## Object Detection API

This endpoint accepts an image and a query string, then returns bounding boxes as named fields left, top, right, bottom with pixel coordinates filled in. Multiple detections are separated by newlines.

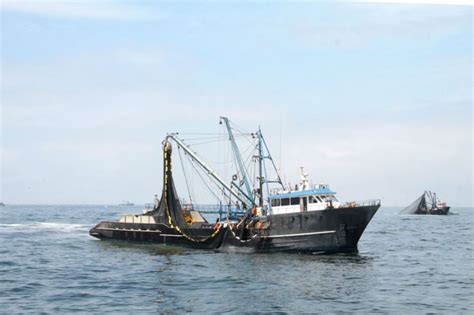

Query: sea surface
left=0, top=205, right=473, bottom=314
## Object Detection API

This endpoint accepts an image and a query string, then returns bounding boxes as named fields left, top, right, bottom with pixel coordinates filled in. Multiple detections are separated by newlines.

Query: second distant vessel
left=119, top=201, right=134, bottom=206
left=401, top=191, right=450, bottom=215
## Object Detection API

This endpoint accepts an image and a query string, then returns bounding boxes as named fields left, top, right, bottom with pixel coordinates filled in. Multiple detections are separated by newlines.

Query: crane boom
left=219, top=117, right=254, bottom=201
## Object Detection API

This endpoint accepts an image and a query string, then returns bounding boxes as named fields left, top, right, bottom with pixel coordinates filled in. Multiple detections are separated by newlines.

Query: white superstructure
left=268, top=168, right=341, bottom=215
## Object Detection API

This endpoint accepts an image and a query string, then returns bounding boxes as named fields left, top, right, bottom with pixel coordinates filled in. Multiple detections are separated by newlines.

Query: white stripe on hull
left=96, top=227, right=162, bottom=233
left=160, top=234, right=184, bottom=237
left=263, top=230, right=336, bottom=239
left=97, top=228, right=184, bottom=237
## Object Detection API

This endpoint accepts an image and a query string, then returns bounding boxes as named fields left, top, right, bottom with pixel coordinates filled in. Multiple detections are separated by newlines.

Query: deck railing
left=183, top=199, right=381, bottom=213
left=340, top=199, right=381, bottom=208
left=182, top=203, right=247, bottom=215
left=118, top=215, right=157, bottom=224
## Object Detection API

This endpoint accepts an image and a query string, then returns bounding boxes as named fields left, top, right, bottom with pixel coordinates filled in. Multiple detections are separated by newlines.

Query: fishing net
left=400, top=193, right=425, bottom=214
left=148, top=141, right=222, bottom=242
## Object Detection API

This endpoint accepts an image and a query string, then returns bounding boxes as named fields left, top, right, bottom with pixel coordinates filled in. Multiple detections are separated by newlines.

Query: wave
left=0, top=222, right=88, bottom=232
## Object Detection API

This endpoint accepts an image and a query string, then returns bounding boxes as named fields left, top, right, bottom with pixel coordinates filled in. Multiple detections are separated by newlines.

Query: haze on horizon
left=1, top=1, right=472, bottom=207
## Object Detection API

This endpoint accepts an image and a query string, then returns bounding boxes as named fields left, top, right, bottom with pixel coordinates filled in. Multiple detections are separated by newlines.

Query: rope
left=226, top=222, right=259, bottom=243
left=177, top=146, right=193, bottom=205
left=186, top=151, right=222, bottom=202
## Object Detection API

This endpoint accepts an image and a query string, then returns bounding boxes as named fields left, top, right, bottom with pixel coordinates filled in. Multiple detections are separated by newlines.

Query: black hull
left=90, top=204, right=379, bottom=254
left=221, top=205, right=378, bottom=253
left=413, top=206, right=450, bottom=215
left=89, top=221, right=225, bottom=250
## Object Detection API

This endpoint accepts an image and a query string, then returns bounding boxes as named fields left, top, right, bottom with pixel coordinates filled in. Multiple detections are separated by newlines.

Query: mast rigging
left=166, top=133, right=254, bottom=209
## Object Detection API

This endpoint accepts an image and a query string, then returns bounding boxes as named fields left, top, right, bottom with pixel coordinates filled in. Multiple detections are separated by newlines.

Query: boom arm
left=220, top=117, right=254, bottom=202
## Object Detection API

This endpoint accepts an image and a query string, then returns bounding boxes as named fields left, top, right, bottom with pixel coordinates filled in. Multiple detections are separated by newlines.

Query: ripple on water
left=0, top=206, right=473, bottom=314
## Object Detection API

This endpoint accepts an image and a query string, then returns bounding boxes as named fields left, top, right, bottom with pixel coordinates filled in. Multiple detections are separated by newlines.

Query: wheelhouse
left=268, top=185, right=340, bottom=215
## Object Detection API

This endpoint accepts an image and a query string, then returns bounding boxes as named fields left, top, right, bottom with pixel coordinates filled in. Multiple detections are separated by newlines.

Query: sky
left=1, top=0, right=472, bottom=206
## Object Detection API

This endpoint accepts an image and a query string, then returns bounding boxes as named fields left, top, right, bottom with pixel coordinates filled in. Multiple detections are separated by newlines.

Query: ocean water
left=0, top=205, right=472, bottom=314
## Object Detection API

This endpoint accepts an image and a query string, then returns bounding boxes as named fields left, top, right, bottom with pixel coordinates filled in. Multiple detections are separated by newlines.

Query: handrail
left=340, top=199, right=381, bottom=208
left=182, top=203, right=246, bottom=214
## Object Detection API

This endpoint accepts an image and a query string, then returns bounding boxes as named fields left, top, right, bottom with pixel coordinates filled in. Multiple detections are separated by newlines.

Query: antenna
left=300, top=167, right=309, bottom=190
left=279, top=117, right=282, bottom=174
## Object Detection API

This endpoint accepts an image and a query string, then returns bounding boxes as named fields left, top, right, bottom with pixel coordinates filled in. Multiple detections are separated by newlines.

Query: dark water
left=0, top=205, right=472, bottom=314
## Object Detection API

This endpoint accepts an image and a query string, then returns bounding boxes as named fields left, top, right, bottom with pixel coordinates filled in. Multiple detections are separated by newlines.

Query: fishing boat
left=90, top=117, right=380, bottom=253
left=401, top=191, right=450, bottom=215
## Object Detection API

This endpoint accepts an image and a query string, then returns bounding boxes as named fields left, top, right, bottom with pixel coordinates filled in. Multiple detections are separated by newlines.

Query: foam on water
left=0, top=222, right=88, bottom=232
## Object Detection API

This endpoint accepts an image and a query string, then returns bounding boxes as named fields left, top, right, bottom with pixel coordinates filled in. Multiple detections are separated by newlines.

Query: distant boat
left=119, top=201, right=134, bottom=206
left=401, top=191, right=450, bottom=215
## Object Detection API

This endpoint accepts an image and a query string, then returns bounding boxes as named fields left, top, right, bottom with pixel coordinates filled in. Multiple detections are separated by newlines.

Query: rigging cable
left=185, top=149, right=222, bottom=203
left=177, top=146, right=194, bottom=205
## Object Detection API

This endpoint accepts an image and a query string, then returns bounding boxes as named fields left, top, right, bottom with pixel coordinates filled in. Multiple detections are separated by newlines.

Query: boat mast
left=257, top=127, right=264, bottom=207
left=260, top=132, right=284, bottom=189
left=220, top=117, right=254, bottom=203
left=166, top=133, right=254, bottom=209
left=255, top=128, right=285, bottom=212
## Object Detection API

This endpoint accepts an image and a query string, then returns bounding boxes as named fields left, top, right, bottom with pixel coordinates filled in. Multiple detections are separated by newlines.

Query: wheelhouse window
left=309, top=196, right=318, bottom=203
left=316, top=196, right=323, bottom=202
left=290, top=197, right=300, bottom=205
left=271, top=199, right=281, bottom=207
left=281, top=198, right=290, bottom=206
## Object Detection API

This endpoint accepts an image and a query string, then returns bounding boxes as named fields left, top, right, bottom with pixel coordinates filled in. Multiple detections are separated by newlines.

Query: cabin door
left=301, top=197, right=307, bottom=212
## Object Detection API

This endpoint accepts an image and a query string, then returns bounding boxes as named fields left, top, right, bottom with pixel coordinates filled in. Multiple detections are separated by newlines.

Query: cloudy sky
left=1, top=1, right=472, bottom=206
